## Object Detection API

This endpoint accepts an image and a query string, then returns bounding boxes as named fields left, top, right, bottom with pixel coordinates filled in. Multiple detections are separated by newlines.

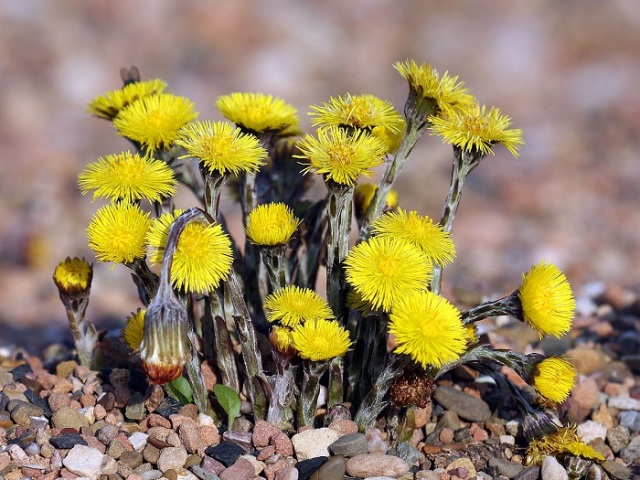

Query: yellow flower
left=353, top=183, right=398, bottom=219
left=264, top=285, right=334, bottom=327
left=78, top=151, right=177, bottom=203
left=371, top=209, right=456, bottom=267
left=394, top=60, right=475, bottom=117
left=176, top=121, right=268, bottom=175
left=430, top=104, right=524, bottom=157
left=245, top=203, right=301, bottom=246
left=531, top=357, right=576, bottom=403
left=123, top=308, right=145, bottom=351
left=87, top=203, right=150, bottom=265
left=88, top=78, right=167, bottom=120
left=518, top=261, right=575, bottom=338
left=146, top=211, right=233, bottom=293
left=345, top=237, right=432, bottom=312
left=291, top=319, right=351, bottom=361
left=269, top=326, right=297, bottom=356
left=296, top=127, right=388, bottom=186
left=216, top=92, right=299, bottom=133
left=53, top=257, right=93, bottom=294
left=526, top=426, right=605, bottom=466
left=113, top=93, right=198, bottom=152
left=389, top=290, right=467, bottom=369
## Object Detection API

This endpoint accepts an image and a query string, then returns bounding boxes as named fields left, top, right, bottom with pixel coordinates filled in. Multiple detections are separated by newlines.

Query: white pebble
left=576, top=420, right=607, bottom=443
left=499, top=435, right=516, bottom=446
left=541, top=455, right=568, bottom=480
left=129, top=431, right=149, bottom=451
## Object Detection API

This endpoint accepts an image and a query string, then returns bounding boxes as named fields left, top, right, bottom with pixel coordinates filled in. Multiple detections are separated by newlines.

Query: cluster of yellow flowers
left=53, top=60, right=582, bottom=446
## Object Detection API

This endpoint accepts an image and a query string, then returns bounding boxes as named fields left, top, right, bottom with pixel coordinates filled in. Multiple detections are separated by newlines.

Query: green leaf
left=213, top=384, right=241, bottom=429
left=166, top=376, right=194, bottom=405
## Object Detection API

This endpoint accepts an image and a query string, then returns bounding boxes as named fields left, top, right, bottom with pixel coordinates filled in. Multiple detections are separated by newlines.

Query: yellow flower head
left=353, top=183, right=398, bottom=219
left=216, top=92, right=299, bottom=133
left=526, top=425, right=605, bottom=466
left=269, top=326, right=297, bottom=356
left=310, top=94, right=404, bottom=134
left=53, top=257, right=93, bottom=294
left=113, top=93, right=198, bottom=152
left=394, top=60, right=475, bottom=117
left=264, top=285, right=334, bottom=327
left=531, top=357, right=576, bottom=403
left=291, top=319, right=351, bottom=361
left=518, top=261, right=575, bottom=338
left=146, top=211, right=233, bottom=293
left=371, top=209, right=456, bottom=267
left=87, top=203, right=150, bottom=265
left=78, top=151, right=177, bottom=203
left=176, top=121, right=267, bottom=175
left=88, top=79, right=167, bottom=120
left=389, top=290, right=467, bottom=369
left=123, top=308, right=145, bottom=351
left=245, top=202, right=301, bottom=246
left=345, top=236, right=433, bottom=312
left=296, top=127, right=388, bottom=186
left=430, top=104, right=524, bottom=157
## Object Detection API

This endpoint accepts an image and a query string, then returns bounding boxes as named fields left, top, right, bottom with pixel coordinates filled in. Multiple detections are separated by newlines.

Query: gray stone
left=606, top=425, right=630, bottom=453
left=619, top=436, right=640, bottom=464
left=618, top=411, right=640, bottom=432
left=433, top=386, right=491, bottom=422
left=9, top=401, right=45, bottom=426
left=313, top=455, right=346, bottom=480
left=62, top=445, right=107, bottom=480
left=329, top=432, right=368, bottom=457
left=125, top=392, right=147, bottom=420
left=488, top=458, right=524, bottom=478
left=608, top=397, right=640, bottom=410
left=96, top=424, right=119, bottom=445
left=600, top=460, right=631, bottom=480
left=514, top=466, right=540, bottom=480
left=541, top=456, right=568, bottom=480
left=346, top=454, right=409, bottom=478
left=52, top=406, right=89, bottom=430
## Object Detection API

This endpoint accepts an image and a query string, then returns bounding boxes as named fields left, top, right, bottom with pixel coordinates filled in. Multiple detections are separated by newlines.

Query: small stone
left=296, top=456, right=328, bottom=480
left=201, top=455, right=226, bottom=475
left=567, top=377, right=600, bottom=423
left=329, top=432, right=368, bottom=457
left=204, top=441, right=246, bottom=467
left=346, top=454, right=409, bottom=478
left=608, top=396, right=640, bottom=410
left=52, top=406, right=89, bottom=430
left=223, top=429, right=253, bottom=451
left=291, top=427, right=341, bottom=460
left=275, top=465, right=298, bottom=480
left=157, top=445, right=188, bottom=472
left=219, top=457, right=256, bottom=480
left=238, top=453, right=265, bottom=475
left=600, top=459, right=632, bottom=480
left=619, top=436, right=640, bottom=464
left=565, top=347, right=607, bottom=376
left=311, top=455, right=345, bottom=480
left=618, top=411, right=640, bottom=432
left=130, top=431, right=149, bottom=451
left=264, top=459, right=289, bottom=480
left=0, top=410, right=12, bottom=428
left=514, top=466, right=540, bottom=480
left=253, top=420, right=282, bottom=447
left=126, top=392, right=147, bottom=421
left=179, top=420, right=206, bottom=455
left=62, top=444, right=107, bottom=480
left=97, top=424, right=120, bottom=445
left=200, top=425, right=220, bottom=448
left=606, top=425, right=630, bottom=453
left=577, top=421, right=607, bottom=444
left=366, top=427, right=389, bottom=454
left=9, top=401, right=44, bottom=426
left=7, top=444, right=28, bottom=463
left=327, top=419, right=359, bottom=435
left=446, top=457, right=477, bottom=478
left=433, top=387, right=491, bottom=422
left=50, top=432, right=88, bottom=449
left=488, top=458, right=523, bottom=478
left=541, top=455, right=568, bottom=480
left=119, top=450, right=144, bottom=470
left=439, top=427, right=455, bottom=443
left=591, top=403, right=616, bottom=429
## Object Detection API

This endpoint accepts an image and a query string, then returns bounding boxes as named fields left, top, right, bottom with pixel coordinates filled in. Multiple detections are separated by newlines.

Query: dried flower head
left=88, top=78, right=167, bottom=120
left=176, top=120, right=268, bottom=175
left=518, top=261, right=575, bottom=338
left=216, top=92, right=299, bottom=133
left=345, top=236, right=433, bottom=312
left=113, top=93, right=198, bottom=152
left=430, top=104, right=524, bottom=157
left=53, top=257, right=93, bottom=295
left=531, top=357, right=576, bottom=403
left=353, top=183, right=398, bottom=219
left=291, top=319, right=351, bottom=361
left=264, top=285, right=334, bottom=328
left=87, top=203, right=150, bottom=265
left=245, top=203, right=301, bottom=246
left=371, top=209, right=456, bottom=267
left=78, top=151, right=177, bottom=203
left=390, top=371, right=435, bottom=408
left=297, top=127, right=388, bottom=186
left=123, top=308, right=145, bottom=351
left=389, top=290, right=467, bottom=369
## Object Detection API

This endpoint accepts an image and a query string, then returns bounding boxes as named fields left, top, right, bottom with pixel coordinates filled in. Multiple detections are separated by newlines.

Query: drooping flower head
left=88, top=78, right=167, bottom=120
left=353, top=182, right=398, bottom=219
left=78, top=151, right=177, bottom=203
left=146, top=210, right=233, bottom=293
left=345, top=236, right=433, bottom=312
left=53, top=257, right=93, bottom=295
left=389, top=290, right=467, bottom=369
left=394, top=60, right=475, bottom=121
left=113, top=93, right=198, bottom=152
left=371, top=209, right=456, bottom=267
left=123, top=308, right=145, bottom=351
left=291, top=319, right=351, bottom=361
left=87, top=203, right=150, bottom=265
left=531, top=356, right=576, bottom=403
left=245, top=202, right=301, bottom=246
left=176, top=121, right=268, bottom=175
left=518, top=261, right=575, bottom=338
left=296, top=127, right=388, bottom=186
left=430, top=104, right=524, bottom=157
left=216, top=92, right=299, bottom=133
left=264, top=285, right=334, bottom=328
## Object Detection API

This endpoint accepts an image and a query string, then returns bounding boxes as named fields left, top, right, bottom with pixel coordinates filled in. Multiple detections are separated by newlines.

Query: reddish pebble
left=328, top=419, right=359, bottom=435
left=440, top=428, right=455, bottom=443
left=252, top=420, right=281, bottom=447
left=270, top=431, right=294, bottom=457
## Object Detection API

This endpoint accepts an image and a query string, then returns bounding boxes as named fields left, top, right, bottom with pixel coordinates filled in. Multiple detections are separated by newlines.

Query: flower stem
left=297, top=360, right=330, bottom=427
left=204, top=292, right=240, bottom=394
left=266, top=351, right=297, bottom=431
left=261, top=244, right=288, bottom=294
left=461, top=291, right=521, bottom=325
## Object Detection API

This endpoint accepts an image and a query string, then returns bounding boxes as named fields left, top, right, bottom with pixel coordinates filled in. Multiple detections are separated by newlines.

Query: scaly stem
left=204, top=293, right=240, bottom=394
left=266, top=351, right=297, bottom=431
left=460, top=291, right=521, bottom=325
left=297, top=360, right=330, bottom=427
left=261, top=245, right=288, bottom=294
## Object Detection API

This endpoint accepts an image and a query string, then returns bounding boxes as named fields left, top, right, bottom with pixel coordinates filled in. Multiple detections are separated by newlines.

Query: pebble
left=156, top=445, right=188, bottom=472
left=600, top=459, right=632, bottom=480
left=488, top=458, right=524, bottom=478
left=253, top=419, right=282, bottom=447
left=606, top=425, right=630, bottom=453
left=9, top=401, right=44, bottom=426
left=51, top=406, right=89, bottom=430
left=617, top=411, right=640, bottom=432
left=446, top=457, right=477, bottom=477
left=541, top=455, right=568, bottom=480
left=97, top=424, right=120, bottom=445
left=310, top=455, right=345, bottom=480
left=291, top=427, right=341, bottom=460
left=567, top=377, right=600, bottom=423
left=433, top=386, right=491, bottom=422
left=619, top=435, right=640, bottom=463
left=275, top=465, right=299, bottom=480
left=130, top=431, right=150, bottom=451
left=329, top=432, right=368, bottom=457
left=50, top=432, right=88, bottom=448
left=296, top=456, right=329, bottom=480
left=514, top=466, right=540, bottom=480
left=62, top=444, right=109, bottom=480
left=577, top=420, right=607, bottom=443
left=608, top=396, right=640, bottom=410
left=204, top=440, right=246, bottom=466
left=346, top=454, right=409, bottom=478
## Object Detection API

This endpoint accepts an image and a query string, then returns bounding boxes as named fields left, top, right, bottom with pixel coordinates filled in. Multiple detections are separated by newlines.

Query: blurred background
left=1, top=0, right=639, bottom=351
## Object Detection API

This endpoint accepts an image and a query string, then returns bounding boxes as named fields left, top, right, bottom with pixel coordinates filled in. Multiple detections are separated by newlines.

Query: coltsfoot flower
left=531, top=357, right=576, bottom=403
left=297, top=127, right=388, bottom=186
left=291, top=319, right=351, bottom=361
left=216, top=92, right=299, bottom=133
left=123, top=308, right=145, bottom=351
left=269, top=325, right=297, bottom=356
left=245, top=203, right=301, bottom=246
left=526, top=425, right=605, bottom=466
left=176, top=120, right=268, bottom=175
left=264, top=285, right=334, bottom=327
left=353, top=183, right=398, bottom=219
left=88, top=78, right=167, bottom=120
left=518, top=261, right=575, bottom=338
left=78, top=151, right=177, bottom=203
left=371, top=209, right=455, bottom=267
left=53, top=257, right=93, bottom=297
left=87, top=203, right=150, bottom=265
left=389, top=290, right=467, bottom=369
left=345, top=236, right=432, bottom=312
